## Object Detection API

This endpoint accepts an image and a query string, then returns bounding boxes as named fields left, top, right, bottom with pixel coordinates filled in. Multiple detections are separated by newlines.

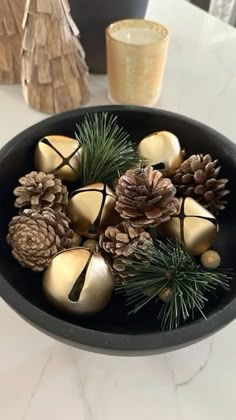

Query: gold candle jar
left=106, top=19, right=169, bottom=106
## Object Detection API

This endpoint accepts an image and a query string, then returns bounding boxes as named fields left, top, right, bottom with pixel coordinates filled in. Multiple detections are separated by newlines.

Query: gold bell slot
left=88, top=184, right=107, bottom=235
left=41, top=138, right=80, bottom=175
left=153, top=162, right=165, bottom=171
left=68, top=253, right=93, bottom=302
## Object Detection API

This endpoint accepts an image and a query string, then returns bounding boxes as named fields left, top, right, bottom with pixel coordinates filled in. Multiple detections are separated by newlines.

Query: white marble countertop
left=0, top=0, right=236, bottom=419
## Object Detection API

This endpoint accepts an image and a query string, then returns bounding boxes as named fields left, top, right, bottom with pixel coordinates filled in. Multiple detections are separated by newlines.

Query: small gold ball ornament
left=83, top=239, right=98, bottom=251
left=137, top=131, right=183, bottom=174
left=201, top=250, right=221, bottom=269
left=43, top=248, right=114, bottom=316
left=67, top=183, right=120, bottom=238
left=159, top=287, right=172, bottom=302
left=35, top=135, right=81, bottom=182
left=157, top=197, right=218, bottom=256
left=70, top=232, right=82, bottom=247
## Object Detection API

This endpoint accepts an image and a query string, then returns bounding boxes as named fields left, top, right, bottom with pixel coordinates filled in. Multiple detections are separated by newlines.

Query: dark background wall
left=190, top=0, right=210, bottom=11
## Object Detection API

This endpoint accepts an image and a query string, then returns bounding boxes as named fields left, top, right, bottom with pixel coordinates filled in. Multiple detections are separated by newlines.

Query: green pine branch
left=116, top=240, right=231, bottom=330
left=75, top=113, right=138, bottom=186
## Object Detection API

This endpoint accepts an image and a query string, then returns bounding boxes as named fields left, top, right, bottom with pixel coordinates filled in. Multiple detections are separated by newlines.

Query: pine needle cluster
left=116, top=240, right=231, bottom=330
left=75, top=113, right=138, bottom=186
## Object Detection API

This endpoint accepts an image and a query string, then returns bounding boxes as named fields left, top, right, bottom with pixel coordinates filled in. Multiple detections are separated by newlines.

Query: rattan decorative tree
left=0, top=0, right=25, bottom=84
left=21, top=0, right=90, bottom=113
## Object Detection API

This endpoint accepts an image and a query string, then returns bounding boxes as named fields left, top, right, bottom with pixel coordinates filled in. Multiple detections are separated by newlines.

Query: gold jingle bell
left=137, top=131, right=183, bottom=174
left=43, top=248, right=114, bottom=316
left=157, top=197, right=218, bottom=256
left=35, top=135, right=81, bottom=182
left=67, top=183, right=120, bottom=238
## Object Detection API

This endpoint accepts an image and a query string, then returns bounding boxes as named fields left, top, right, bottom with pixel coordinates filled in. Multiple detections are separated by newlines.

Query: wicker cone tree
left=21, top=0, right=90, bottom=113
left=0, top=0, right=25, bottom=84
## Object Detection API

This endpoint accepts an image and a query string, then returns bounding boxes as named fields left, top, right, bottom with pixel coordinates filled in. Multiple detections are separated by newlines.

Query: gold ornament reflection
left=157, top=197, right=218, bottom=256
left=35, top=135, right=81, bottom=182
left=67, top=183, right=120, bottom=238
left=43, top=248, right=114, bottom=316
left=138, top=131, right=183, bottom=174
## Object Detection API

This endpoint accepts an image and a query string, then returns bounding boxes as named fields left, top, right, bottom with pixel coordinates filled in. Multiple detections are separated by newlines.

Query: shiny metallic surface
left=200, top=250, right=221, bottom=269
left=67, top=183, right=119, bottom=238
left=137, top=131, right=183, bottom=173
left=157, top=197, right=218, bottom=256
left=35, top=135, right=81, bottom=182
left=43, top=248, right=114, bottom=316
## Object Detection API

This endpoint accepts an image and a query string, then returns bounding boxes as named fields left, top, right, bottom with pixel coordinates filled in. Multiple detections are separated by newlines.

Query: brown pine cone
left=14, top=171, right=68, bottom=212
left=7, top=208, right=73, bottom=271
left=99, top=222, right=153, bottom=282
left=112, top=258, right=134, bottom=282
left=112, top=251, right=151, bottom=283
left=172, top=154, right=229, bottom=214
left=100, top=222, right=153, bottom=257
left=115, top=166, right=179, bottom=228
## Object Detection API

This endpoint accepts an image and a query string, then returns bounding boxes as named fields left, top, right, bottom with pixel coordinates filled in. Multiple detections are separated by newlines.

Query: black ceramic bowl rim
left=0, top=105, right=236, bottom=355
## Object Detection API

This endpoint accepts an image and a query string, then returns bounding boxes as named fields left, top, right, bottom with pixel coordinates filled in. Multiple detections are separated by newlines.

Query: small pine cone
left=99, top=222, right=153, bottom=282
left=112, top=257, right=133, bottom=282
left=112, top=252, right=151, bottom=283
left=7, top=208, right=73, bottom=271
left=115, top=166, right=179, bottom=228
left=172, top=154, right=229, bottom=214
left=99, top=222, right=153, bottom=257
left=14, top=171, right=68, bottom=212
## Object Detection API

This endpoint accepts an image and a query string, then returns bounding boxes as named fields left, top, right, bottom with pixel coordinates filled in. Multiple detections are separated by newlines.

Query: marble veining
left=172, top=340, right=213, bottom=388
left=0, top=299, right=236, bottom=419
left=21, top=349, right=54, bottom=420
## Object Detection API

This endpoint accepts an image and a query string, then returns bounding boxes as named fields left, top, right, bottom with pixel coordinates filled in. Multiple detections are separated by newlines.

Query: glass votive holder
left=106, top=19, right=169, bottom=107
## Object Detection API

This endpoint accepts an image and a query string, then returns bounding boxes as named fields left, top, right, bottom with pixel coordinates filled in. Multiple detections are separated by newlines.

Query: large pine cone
left=115, top=166, right=179, bottom=228
left=14, top=171, right=68, bottom=212
left=7, top=208, right=73, bottom=271
left=99, top=222, right=153, bottom=282
left=172, top=154, right=229, bottom=214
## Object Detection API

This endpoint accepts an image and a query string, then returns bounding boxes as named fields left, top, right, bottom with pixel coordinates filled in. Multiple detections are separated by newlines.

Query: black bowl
left=0, top=106, right=235, bottom=355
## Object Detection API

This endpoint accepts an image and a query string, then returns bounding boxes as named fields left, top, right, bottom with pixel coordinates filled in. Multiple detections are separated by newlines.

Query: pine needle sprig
left=115, top=240, right=231, bottom=330
left=75, top=113, right=138, bottom=186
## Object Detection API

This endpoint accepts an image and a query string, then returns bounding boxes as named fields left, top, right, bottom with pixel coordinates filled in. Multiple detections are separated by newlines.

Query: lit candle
left=106, top=19, right=169, bottom=106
